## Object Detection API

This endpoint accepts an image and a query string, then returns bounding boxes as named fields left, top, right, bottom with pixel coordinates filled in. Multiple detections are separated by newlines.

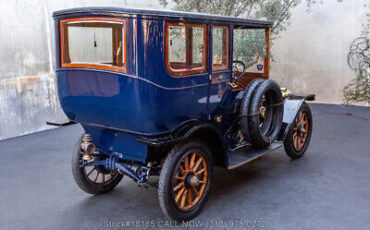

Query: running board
left=227, top=142, right=283, bottom=169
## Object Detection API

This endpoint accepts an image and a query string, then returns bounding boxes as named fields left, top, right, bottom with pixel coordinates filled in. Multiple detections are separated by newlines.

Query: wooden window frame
left=165, top=22, right=208, bottom=76
left=60, top=17, right=127, bottom=72
left=212, top=25, right=229, bottom=71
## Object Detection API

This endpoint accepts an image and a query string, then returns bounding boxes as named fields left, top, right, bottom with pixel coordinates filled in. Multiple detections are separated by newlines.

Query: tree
left=344, top=13, right=370, bottom=104
left=159, top=0, right=323, bottom=69
left=159, top=0, right=321, bottom=39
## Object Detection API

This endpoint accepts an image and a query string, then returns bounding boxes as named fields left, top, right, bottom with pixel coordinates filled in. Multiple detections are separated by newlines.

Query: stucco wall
left=270, top=0, right=369, bottom=105
left=0, top=0, right=367, bottom=140
left=0, top=0, right=164, bottom=140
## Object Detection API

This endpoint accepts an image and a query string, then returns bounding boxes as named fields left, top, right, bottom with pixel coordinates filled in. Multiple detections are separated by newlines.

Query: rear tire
left=284, top=102, right=313, bottom=159
left=158, top=139, right=214, bottom=221
left=71, top=135, right=123, bottom=195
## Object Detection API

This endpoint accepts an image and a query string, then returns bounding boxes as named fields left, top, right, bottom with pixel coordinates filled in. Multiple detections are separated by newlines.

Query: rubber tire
left=284, top=102, right=313, bottom=159
left=239, top=78, right=264, bottom=143
left=248, top=79, right=284, bottom=148
left=71, top=135, right=123, bottom=195
left=158, top=139, right=214, bottom=221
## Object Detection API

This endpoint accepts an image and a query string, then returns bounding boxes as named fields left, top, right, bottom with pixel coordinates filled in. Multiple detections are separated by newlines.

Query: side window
left=166, top=22, right=207, bottom=75
left=212, top=26, right=229, bottom=71
left=233, top=28, right=267, bottom=73
left=60, top=17, right=126, bottom=72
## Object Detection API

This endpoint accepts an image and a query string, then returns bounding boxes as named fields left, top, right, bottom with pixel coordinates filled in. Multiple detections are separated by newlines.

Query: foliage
left=344, top=13, right=370, bottom=104
left=159, top=0, right=320, bottom=69
left=159, top=0, right=323, bottom=38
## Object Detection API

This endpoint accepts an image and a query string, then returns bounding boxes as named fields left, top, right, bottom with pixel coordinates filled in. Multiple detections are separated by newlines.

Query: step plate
left=227, top=142, right=283, bottom=169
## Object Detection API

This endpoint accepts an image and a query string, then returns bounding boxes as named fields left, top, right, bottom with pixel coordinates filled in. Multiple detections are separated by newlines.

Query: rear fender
left=184, top=124, right=228, bottom=168
left=139, top=123, right=228, bottom=168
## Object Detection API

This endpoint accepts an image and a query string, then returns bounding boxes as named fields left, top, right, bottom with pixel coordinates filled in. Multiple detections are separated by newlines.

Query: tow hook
left=80, top=134, right=95, bottom=161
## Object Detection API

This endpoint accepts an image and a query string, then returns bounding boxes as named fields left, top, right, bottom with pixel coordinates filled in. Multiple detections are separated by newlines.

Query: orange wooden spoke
left=192, top=187, right=199, bottom=196
left=173, top=182, right=184, bottom=192
left=94, top=171, right=99, bottom=182
left=198, top=184, right=206, bottom=199
left=87, top=167, right=95, bottom=176
left=179, top=165, right=185, bottom=174
left=190, top=152, right=196, bottom=169
left=175, top=176, right=184, bottom=180
left=187, top=189, right=193, bottom=205
left=293, top=132, right=297, bottom=138
left=295, top=136, right=299, bottom=148
left=180, top=189, right=187, bottom=209
left=184, top=156, right=189, bottom=171
left=175, top=187, right=185, bottom=202
left=195, top=168, right=206, bottom=175
left=302, top=113, right=307, bottom=121
left=193, top=158, right=203, bottom=172
left=199, top=180, right=205, bottom=184
left=299, top=138, right=304, bottom=150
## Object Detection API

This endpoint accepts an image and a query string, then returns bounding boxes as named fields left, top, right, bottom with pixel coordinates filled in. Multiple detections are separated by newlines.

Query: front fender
left=278, top=93, right=314, bottom=141
left=279, top=99, right=304, bottom=141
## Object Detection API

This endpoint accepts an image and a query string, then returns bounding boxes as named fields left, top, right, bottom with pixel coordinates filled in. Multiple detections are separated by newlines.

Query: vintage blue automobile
left=53, top=7, right=314, bottom=221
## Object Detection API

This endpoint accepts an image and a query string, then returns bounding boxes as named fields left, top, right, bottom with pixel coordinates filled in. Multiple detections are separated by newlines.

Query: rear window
left=166, top=22, right=207, bottom=75
left=60, top=17, right=126, bottom=72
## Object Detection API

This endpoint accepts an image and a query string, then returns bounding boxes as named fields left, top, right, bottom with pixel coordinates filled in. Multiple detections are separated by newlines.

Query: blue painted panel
left=83, top=125, right=147, bottom=162
left=57, top=69, right=208, bottom=135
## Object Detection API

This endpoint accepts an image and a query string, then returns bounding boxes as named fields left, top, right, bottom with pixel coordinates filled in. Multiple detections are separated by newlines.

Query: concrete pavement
left=0, top=103, right=369, bottom=230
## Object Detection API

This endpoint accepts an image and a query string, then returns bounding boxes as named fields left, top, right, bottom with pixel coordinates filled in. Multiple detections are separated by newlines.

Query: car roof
left=53, top=7, right=273, bottom=28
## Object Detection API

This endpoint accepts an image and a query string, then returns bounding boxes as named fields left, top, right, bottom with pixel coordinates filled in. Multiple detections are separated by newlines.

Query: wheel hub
left=187, top=174, right=200, bottom=188
left=297, top=125, right=306, bottom=136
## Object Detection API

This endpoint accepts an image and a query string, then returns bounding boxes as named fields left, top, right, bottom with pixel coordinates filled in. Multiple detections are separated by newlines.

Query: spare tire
left=240, top=79, right=284, bottom=148
left=239, top=79, right=264, bottom=143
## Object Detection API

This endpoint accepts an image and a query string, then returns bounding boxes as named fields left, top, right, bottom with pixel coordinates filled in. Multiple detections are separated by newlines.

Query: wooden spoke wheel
left=172, top=152, right=208, bottom=211
left=284, top=102, right=313, bottom=159
left=71, top=134, right=123, bottom=195
left=84, top=165, right=115, bottom=185
left=292, top=111, right=309, bottom=151
left=158, top=140, right=213, bottom=221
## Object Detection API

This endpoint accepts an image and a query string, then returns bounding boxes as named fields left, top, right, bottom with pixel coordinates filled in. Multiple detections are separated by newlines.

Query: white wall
left=0, top=0, right=367, bottom=140
left=0, top=0, right=165, bottom=140
left=270, top=0, right=369, bottom=105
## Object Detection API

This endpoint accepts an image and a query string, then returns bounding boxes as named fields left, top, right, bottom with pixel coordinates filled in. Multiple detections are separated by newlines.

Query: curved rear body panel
left=57, top=69, right=208, bottom=135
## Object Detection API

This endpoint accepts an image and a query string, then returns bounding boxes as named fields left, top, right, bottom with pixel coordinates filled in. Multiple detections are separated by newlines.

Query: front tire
left=284, top=102, right=313, bottom=159
left=71, top=135, right=123, bottom=195
left=158, top=140, right=214, bottom=221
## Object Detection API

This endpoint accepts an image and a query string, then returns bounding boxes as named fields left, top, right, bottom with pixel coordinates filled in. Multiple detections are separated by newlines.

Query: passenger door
left=207, top=25, right=233, bottom=113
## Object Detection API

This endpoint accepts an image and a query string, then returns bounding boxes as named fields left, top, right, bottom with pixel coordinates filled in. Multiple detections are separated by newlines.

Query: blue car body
left=53, top=7, right=305, bottom=166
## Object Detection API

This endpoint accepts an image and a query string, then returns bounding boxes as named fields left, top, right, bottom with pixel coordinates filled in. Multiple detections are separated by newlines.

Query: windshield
left=233, top=28, right=267, bottom=73
left=60, top=18, right=126, bottom=72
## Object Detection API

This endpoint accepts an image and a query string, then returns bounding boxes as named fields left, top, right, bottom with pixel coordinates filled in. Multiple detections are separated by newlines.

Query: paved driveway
left=0, top=103, right=369, bottom=230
